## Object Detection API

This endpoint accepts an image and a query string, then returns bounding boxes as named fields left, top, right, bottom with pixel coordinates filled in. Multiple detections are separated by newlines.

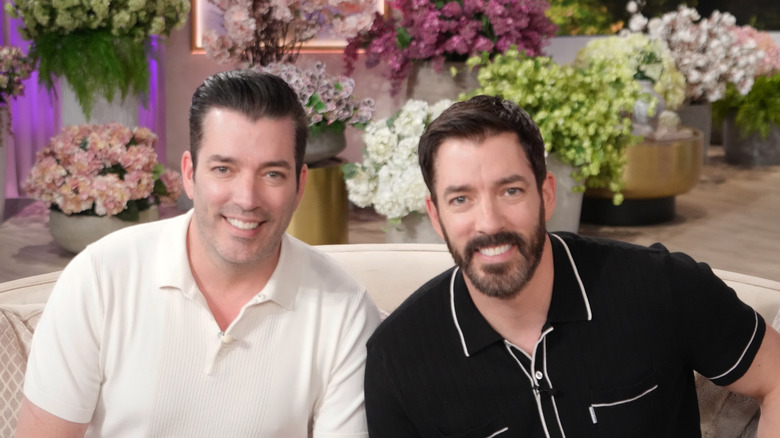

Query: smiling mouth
left=226, top=217, right=260, bottom=230
left=478, top=244, right=512, bottom=257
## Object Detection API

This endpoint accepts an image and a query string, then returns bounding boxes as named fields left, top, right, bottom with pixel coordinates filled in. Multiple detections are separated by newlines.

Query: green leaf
left=31, top=29, right=151, bottom=119
left=396, top=27, right=412, bottom=49
left=341, top=162, right=358, bottom=179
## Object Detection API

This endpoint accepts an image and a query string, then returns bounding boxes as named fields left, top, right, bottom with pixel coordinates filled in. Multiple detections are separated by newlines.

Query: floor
left=1, top=146, right=779, bottom=284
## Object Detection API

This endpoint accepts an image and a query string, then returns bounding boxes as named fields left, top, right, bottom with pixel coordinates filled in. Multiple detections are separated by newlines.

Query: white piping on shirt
left=486, top=427, right=509, bottom=437
left=707, top=310, right=760, bottom=381
left=450, top=267, right=471, bottom=357
left=550, top=233, right=592, bottom=321
left=588, top=384, right=659, bottom=424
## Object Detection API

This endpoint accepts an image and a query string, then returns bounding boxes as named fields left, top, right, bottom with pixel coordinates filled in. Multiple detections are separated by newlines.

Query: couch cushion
left=0, top=308, right=40, bottom=437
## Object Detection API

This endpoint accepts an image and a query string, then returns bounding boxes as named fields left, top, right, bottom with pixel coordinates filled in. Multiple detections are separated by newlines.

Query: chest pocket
left=437, top=414, right=509, bottom=438
left=588, top=372, right=661, bottom=437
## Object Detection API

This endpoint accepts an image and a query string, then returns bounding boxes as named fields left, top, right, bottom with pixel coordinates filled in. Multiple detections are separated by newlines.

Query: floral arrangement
left=343, top=0, right=557, bottom=94
left=342, top=99, right=452, bottom=220
left=466, top=47, right=644, bottom=204
left=4, top=0, right=189, bottom=117
left=624, top=2, right=763, bottom=104
left=712, top=28, right=780, bottom=141
left=713, top=75, right=780, bottom=141
left=733, top=27, right=780, bottom=77
left=259, top=62, right=375, bottom=137
left=0, top=46, right=34, bottom=106
left=205, top=0, right=377, bottom=66
left=24, top=123, right=183, bottom=221
left=575, top=33, right=685, bottom=111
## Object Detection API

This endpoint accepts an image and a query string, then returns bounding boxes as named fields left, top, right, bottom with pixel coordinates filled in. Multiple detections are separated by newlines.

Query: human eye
left=449, top=195, right=467, bottom=206
left=265, top=169, right=288, bottom=182
left=505, top=187, right=524, bottom=196
left=211, top=165, right=230, bottom=176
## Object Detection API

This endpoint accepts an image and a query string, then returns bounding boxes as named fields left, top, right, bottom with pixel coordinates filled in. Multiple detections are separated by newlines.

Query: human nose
left=475, top=197, right=503, bottom=235
left=233, top=173, right=261, bottom=210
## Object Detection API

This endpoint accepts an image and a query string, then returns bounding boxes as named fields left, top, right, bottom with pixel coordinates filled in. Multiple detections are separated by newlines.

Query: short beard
left=442, top=208, right=547, bottom=300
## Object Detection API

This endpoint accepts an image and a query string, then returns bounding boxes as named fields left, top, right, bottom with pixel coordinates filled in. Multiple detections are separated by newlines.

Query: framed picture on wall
left=190, top=0, right=386, bottom=53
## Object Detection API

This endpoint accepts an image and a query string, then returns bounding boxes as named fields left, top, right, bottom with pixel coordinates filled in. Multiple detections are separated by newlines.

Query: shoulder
left=368, top=267, right=456, bottom=348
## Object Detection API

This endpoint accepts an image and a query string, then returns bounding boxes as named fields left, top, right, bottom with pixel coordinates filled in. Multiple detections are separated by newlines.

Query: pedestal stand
left=287, top=158, right=348, bottom=245
left=581, top=129, right=703, bottom=226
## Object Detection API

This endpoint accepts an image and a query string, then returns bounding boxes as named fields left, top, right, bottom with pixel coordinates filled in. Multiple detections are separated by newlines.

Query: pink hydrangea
left=24, top=123, right=183, bottom=217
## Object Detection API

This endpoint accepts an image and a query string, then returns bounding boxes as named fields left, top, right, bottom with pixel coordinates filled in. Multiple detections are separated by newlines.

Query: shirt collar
left=154, top=211, right=299, bottom=310
left=450, top=232, right=592, bottom=357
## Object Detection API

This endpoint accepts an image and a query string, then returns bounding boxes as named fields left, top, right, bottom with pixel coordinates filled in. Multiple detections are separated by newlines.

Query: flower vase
left=385, top=213, right=443, bottom=244
left=545, top=155, right=583, bottom=233
left=676, top=103, right=712, bottom=161
left=722, top=112, right=780, bottom=166
left=61, top=79, right=139, bottom=127
left=405, top=62, right=479, bottom=104
left=49, top=205, right=159, bottom=253
left=632, top=80, right=666, bottom=137
left=305, top=129, right=347, bottom=165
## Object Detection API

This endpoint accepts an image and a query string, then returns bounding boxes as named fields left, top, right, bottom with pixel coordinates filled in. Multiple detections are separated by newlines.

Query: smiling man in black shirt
left=364, top=95, right=780, bottom=437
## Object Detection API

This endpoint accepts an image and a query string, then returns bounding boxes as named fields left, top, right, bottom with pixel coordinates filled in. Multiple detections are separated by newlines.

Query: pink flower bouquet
left=24, top=123, right=183, bottom=220
left=0, top=46, right=33, bottom=105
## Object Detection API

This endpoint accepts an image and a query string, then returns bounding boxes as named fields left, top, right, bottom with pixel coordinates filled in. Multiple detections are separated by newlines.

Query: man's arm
left=726, top=323, right=780, bottom=437
left=15, top=397, right=88, bottom=438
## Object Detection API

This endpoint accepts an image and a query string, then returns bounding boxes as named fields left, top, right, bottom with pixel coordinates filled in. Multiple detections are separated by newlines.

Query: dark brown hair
left=189, top=69, right=308, bottom=180
left=418, top=95, right=547, bottom=204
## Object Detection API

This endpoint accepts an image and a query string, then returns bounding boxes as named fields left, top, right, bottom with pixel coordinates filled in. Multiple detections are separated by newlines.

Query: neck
left=466, top=235, right=555, bottom=354
left=186, top=221, right=280, bottom=330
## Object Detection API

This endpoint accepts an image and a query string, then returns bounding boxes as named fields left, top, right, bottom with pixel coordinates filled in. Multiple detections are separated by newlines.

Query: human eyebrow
left=442, top=185, right=472, bottom=199
left=496, top=174, right=530, bottom=187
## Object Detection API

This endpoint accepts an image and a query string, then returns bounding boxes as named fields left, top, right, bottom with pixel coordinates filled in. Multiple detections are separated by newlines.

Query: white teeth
left=227, top=218, right=260, bottom=230
left=479, top=244, right=511, bottom=256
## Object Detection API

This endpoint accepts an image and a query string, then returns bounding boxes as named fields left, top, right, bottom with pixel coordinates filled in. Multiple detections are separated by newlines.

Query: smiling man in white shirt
left=16, top=70, right=381, bottom=437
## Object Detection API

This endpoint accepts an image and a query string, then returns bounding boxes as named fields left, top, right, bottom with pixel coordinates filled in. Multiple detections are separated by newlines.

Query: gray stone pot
left=723, top=113, right=780, bottom=166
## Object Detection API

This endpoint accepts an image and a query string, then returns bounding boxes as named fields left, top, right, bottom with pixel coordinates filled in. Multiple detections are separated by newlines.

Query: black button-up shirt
left=365, top=233, right=764, bottom=437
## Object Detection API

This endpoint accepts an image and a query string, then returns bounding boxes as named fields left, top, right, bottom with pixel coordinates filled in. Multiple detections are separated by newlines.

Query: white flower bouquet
left=342, top=99, right=452, bottom=220
left=625, top=2, right=763, bottom=104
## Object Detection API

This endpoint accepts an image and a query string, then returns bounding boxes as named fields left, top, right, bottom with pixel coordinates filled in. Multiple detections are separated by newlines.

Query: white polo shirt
left=24, top=210, right=381, bottom=437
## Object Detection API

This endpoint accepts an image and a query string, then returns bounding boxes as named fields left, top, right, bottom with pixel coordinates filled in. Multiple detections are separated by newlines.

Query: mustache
left=463, top=231, right=528, bottom=263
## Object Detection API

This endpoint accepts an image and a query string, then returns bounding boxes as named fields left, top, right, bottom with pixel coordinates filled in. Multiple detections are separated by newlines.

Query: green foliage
left=32, top=29, right=150, bottom=118
left=546, top=0, right=621, bottom=35
left=713, top=74, right=780, bottom=140
left=466, top=47, right=645, bottom=204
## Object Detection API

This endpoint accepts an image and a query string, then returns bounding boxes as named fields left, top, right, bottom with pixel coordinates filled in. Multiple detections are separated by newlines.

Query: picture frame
left=190, top=0, right=386, bottom=53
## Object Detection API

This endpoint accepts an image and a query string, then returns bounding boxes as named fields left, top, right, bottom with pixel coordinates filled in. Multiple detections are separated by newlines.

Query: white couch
left=1, top=243, right=780, bottom=437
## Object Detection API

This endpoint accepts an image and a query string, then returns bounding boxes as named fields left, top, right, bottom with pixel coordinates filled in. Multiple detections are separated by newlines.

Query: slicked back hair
left=189, top=69, right=308, bottom=181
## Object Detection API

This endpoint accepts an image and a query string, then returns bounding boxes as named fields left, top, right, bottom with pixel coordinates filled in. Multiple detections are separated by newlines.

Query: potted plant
left=342, top=99, right=453, bottom=242
left=4, top=0, right=189, bottom=119
left=343, top=0, right=557, bottom=96
left=23, top=123, right=183, bottom=252
left=465, top=47, right=643, bottom=205
left=259, top=62, right=376, bottom=164
left=714, top=76, right=780, bottom=166
left=574, top=32, right=686, bottom=133
left=624, top=2, right=764, bottom=155
left=203, top=0, right=377, bottom=66
left=713, top=27, right=780, bottom=166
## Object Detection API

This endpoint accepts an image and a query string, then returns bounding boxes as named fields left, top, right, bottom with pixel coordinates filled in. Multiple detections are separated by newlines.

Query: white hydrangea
left=344, top=98, right=453, bottom=220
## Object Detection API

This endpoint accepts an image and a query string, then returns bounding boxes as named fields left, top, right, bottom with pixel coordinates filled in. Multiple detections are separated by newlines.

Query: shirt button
left=535, top=371, right=543, bottom=380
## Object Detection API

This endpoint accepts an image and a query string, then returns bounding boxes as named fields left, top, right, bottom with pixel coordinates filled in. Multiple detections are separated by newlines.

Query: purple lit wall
left=1, top=14, right=165, bottom=199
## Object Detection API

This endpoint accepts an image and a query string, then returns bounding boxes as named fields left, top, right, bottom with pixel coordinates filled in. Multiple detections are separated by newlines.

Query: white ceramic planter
left=49, top=205, right=159, bottom=253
